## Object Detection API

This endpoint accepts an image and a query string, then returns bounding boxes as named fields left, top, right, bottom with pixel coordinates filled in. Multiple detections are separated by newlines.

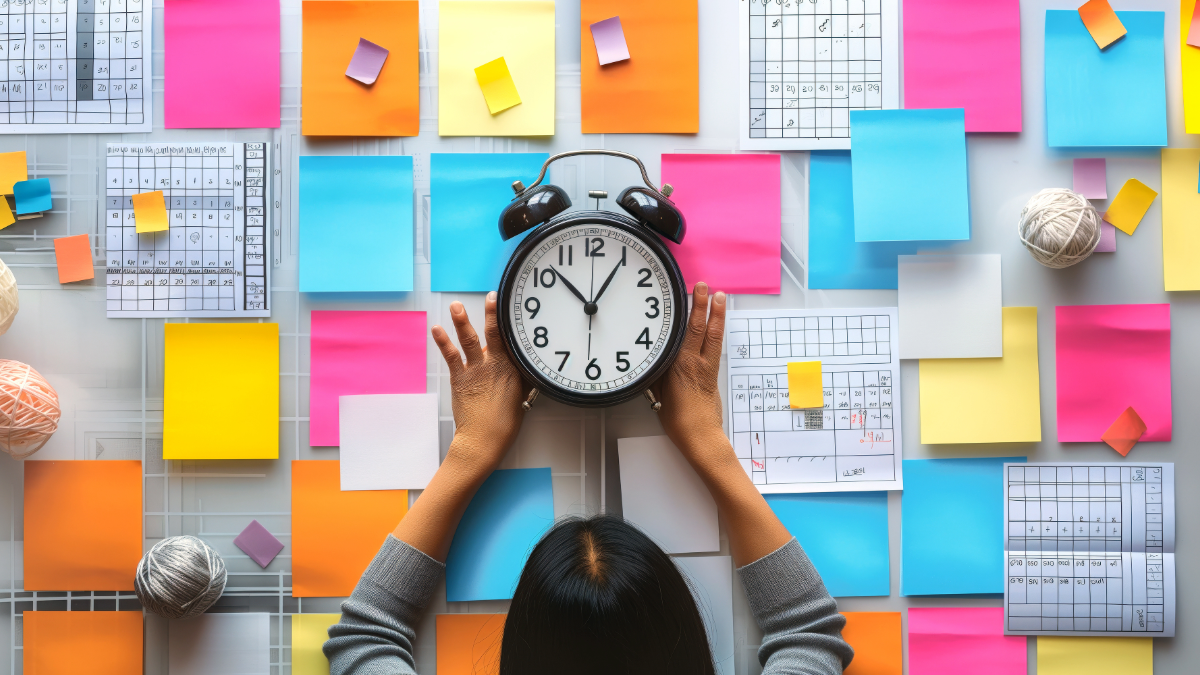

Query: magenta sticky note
left=1056, top=304, right=1171, bottom=443
left=233, top=520, right=285, bottom=568
left=909, top=608, right=1026, bottom=675
left=346, top=38, right=390, bottom=85
left=1096, top=219, right=1117, bottom=252
left=662, top=154, right=781, bottom=294
left=1073, top=158, right=1108, bottom=199
left=903, top=0, right=1022, bottom=132
left=590, top=16, right=630, bottom=66
left=310, top=311, right=427, bottom=446
left=164, top=0, right=280, bottom=128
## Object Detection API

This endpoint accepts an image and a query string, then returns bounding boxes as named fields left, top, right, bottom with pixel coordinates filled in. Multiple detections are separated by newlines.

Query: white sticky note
left=897, top=254, right=1003, bottom=359
left=617, top=435, right=719, bottom=554
left=674, top=556, right=736, bottom=675
left=339, top=393, right=440, bottom=491
left=168, top=613, right=270, bottom=675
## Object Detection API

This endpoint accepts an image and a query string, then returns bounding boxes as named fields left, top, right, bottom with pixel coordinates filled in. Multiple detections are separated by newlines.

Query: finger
left=483, top=291, right=503, bottom=353
left=681, top=282, right=710, bottom=353
left=450, top=301, right=485, bottom=365
left=701, top=291, right=727, bottom=358
left=431, top=325, right=465, bottom=377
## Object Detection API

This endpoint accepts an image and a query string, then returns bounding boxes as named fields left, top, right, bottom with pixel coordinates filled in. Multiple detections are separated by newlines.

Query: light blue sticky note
left=431, top=153, right=548, bottom=292
left=765, top=491, right=890, bottom=597
left=298, top=156, right=413, bottom=293
left=901, top=457, right=1025, bottom=596
left=13, top=178, right=50, bottom=215
left=445, top=467, right=554, bottom=602
left=849, top=109, right=969, bottom=242
left=1045, top=10, right=1166, bottom=148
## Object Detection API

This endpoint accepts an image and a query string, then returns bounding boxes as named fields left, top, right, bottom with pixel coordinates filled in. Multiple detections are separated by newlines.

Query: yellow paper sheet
left=474, top=56, right=522, bottom=114
left=1183, top=0, right=1200, bottom=134
left=0, top=151, right=26, bottom=195
left=292, top=614, right=341, bottom=675
left=131, top=190, right=168, bottom=234
left=787, top=361, right=823, bottom=409
left=1037, top=637, right=1152, bottom=675
left=1160, top=149, right=1200, bottom=290
left=1103, top=179, right=1157, bottom=235
left=0, top=197, right=14, bottom=231
left=918, top=307, right=1041, bottom=444
left=439, top=1, right=554, bottom=136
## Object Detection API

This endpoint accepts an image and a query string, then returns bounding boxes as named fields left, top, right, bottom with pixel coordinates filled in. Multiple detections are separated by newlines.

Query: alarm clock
left=496, top=150, right=688, bottom=408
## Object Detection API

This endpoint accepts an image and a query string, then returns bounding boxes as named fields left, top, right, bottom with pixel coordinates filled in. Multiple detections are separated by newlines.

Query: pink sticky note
left=662, top=154, right=781, bottom=294
left=310, top=311, right=427, bottom=446
left=1189, top=2, right=1200, bottom=48
left=590, top=16, right=630, bottom=66
left=346, top=38, right=390, bottom=85
left=164, top=0, right=281, bottom=128
left=1073, top=158, right=1107, bottom=199
left=909, top=608, right=1026, bottom=675
left=903, top=0, right=1022, bottom=132
left=1096, top=218, right=1116, bottom=252
left=233, top=519, right=285, bottom=568
left=1056, top=304, right=1171, bottom=443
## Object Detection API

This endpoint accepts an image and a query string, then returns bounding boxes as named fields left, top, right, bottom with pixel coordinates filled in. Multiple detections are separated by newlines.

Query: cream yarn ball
left=134, top=536, right=228, bottom=619
left=0, top=360, right=59, bottom=459
left=0, top=256, right=17, bottom=336
left=1017, top=188, right=1102, bottom=269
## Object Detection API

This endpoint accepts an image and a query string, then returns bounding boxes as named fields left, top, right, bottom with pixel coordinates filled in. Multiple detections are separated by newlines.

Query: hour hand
left=549, top=266, right=588, bottom=306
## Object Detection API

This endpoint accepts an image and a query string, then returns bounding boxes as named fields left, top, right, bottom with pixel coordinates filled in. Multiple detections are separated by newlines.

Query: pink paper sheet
left=1189, top=2, right=1200, bottom=48
left=1073, top=158, right=1108, bottom=199
left=1056, top=304, right=1171, bottom=442
left=310, top=311, right=427, bottom=446
left=909, top=608, right=1025, bottom=675
left=662, top=154, right=780, bottom=294
left=165, top=0, right=280, bottom=128
left=903, top=0, right=1022, bottom=132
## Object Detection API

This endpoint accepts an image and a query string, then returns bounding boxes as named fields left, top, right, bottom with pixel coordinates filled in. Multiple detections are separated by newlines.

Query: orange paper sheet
left=24, top=461, right=142, bottom=591
left=841, top=612, right=903, bottom=675
left=24, top=611, right=143, bottom=675
left=291, top=460, right=408, bottom=597
left=1078, top=0, right=1127, bottom=49
left=436, top=614, right=506, bottom=675
left=53, top=234, right=93, bottom=283
left=1102, top=406, right=1148, bottom=456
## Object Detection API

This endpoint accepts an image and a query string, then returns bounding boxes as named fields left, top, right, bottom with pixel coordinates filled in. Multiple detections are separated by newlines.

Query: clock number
left=584, top=237, right=605, bottom=257
left=635, top=327, right=652, bottom=349
left=616, top=351, right=630, bottom=372
left=533, top=267, right=556, bottom=288
left=637, top=268, right=653, bottom=287
left=554, top=351, right=570, bottom=371
left=645, top=297, right=660, bottom=319
left=559, top=245, right=573, bottom=266
left=534, top=326, right=549, bottom=348
left=585, top=359, right=602, bottom=380
left=524, top=297, right=540, bottom=319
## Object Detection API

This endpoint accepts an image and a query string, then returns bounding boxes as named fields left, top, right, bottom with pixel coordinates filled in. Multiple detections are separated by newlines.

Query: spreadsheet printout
left=1003, top=463, right=1176, bottom=637
left=725, top=308, right=902, bottom=493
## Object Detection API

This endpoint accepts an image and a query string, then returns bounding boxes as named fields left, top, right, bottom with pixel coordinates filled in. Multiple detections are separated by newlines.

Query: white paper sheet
left=168, top=613, right=270, bottom=675
left=617, top=435, right=720, bottom=554
left=897, top=254, right=1003, bottom=359
left=339, top=393, right=440, bottom=491
left=674, top=556, right=736, bottom=675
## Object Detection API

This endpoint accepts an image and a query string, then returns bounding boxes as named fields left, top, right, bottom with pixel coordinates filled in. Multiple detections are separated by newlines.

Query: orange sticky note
left=291, top=460, right=408, bottom=597
left=0, top=150, right=27, bottom=194
left=436, top=614, right=506, bottom=675
left=1078, top=0, right=1126, bottom=49
left=24, top=461, right=142, bottom=591
left=1103, top=179, right=1158, bottom=235
left=24, top=611, right=143, bottom=675
left=842, top=612, right=902, bottom=675
left=53, top=234, right=93, bottom=283
left=1101, top=406, right=1147, bottom=456
left=787, top=361, right=823, bottom=409
left=132, top=190, right=168, bottom=233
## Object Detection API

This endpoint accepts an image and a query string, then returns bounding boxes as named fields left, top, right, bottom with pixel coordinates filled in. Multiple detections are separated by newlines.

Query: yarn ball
left=1017, top=188, right=1102, bottom=269
left=0, top=360, right=59, bottom=459
left=135, top=536, right=228, bottom=619
left=0, top=257, right=17, bottom=336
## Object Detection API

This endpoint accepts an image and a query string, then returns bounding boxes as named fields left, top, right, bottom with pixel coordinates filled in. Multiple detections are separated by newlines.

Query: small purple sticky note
left=234, top=519, right=285, bottom=568
left=590, top=16, right=630, bottom=66
left=345, top=38, right=389, bottom=85
left=1073, top=158, right=1107, bottom=200
left=1096, top=217, right=1116, bottom=252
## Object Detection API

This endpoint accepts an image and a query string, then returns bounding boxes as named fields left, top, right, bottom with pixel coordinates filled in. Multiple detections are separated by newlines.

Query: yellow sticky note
left=1184, top=0, right=1200, bottom=133
left=474, top=57, right=522, bottom=114
left=919, top=307, right=1041, bottom=444
left=0, top=196, right=14, bottom=231
left=292, top=614, right=341, bottom=675
left=0, top=151, right=27, bottom=194
left=1160, top=149, right=1200, bottom=290
left=131, top=190, right=168, bottom=234
left=787, top=361, right=823, bottom=409
left=1037, top=637, right=1152, bottom=675
left=1103, top=178, right=1157, bottom=235
left=164, top=323, right=279, bottom=459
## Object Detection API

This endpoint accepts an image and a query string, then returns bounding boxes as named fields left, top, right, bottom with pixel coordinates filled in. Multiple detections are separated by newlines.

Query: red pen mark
left=752, top=460, right=764, bottom=470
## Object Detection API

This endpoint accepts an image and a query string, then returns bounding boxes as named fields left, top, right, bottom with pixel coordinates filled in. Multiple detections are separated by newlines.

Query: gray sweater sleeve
left=737, top=538, right=854, bottom=675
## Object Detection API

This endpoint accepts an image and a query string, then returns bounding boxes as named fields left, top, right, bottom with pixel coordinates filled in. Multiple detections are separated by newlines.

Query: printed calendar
left=105, top=142, right=270, bottom=318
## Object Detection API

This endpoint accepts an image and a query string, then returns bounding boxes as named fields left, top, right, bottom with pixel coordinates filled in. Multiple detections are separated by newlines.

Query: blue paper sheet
left=1044, top=10, right=1166, bottom=148
left=445, top=467, right=554, bottom=602
left=298, top=156, right=414, bottom=293
left=13, top=178, right=50, bottom=215
left=431, top=153, right=549, bottom=292
left=902, top=457, right=1025, bottom=596
left=765, top=491, right=890, bottom=597
left=849, top=109, right=969, bottom=242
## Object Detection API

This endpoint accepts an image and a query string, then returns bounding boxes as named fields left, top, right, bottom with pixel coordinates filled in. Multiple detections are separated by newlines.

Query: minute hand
left=549, top=265, right=588, bottom=305
left=591, top=256, right=624, bottom=305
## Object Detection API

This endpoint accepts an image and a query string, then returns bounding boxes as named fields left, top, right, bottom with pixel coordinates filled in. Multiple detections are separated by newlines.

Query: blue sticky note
left=299, top=156, right=413, bottom=293
left=765, top=491, right=890, bottom=597
left=13, top=178, right=50, bottom=215
left=1045, top=10, right=1166, bottom=148
left=431, top=153, right=548, bottom=292
left=445, top=467, right=554, bottom=602
left=901, top=457, right=1025, bottom=596
left=849, top=109, right=969, bottom=242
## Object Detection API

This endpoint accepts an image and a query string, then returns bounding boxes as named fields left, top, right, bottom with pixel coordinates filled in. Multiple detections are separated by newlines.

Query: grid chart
left=727, top=313, right=891, bottom=360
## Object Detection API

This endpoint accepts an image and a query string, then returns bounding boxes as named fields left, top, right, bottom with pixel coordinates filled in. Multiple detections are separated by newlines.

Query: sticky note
left=24, top=460, right=142, bottom=591
left=765, top=493, right=890, bottom=597
left=292, top=461, right=409, bottom=597
left=430, top=153, right=548, bottom=292
left=850, top=109, right=970, bottom=242
left=1045, top=10, right=1167, bottom=147
left=168, top=613, right=270, bottom=675
left=164, top=323, right=279, bottom=459
left=309, top=311, right=426, bottom=446
left=1182, top=0, right=1200, bottom=133
left=339, top=393, right=440, bottom=490
left=590, top=16, right=630, bottom=65
left=131, top=190, right=168, bottom=233
left=674, top=556, right=736, bottom=675
left=898, top=254, right=1003, bottom=359
left=1101, top=406, right=1147, bottom=456
left=299, top=156, right=414, bottom=293
left=14, top=177, right=51, bottom=214
left=439, top=1, right=555, bottom=136
left=53, top=234, right=93, bottom=283
left=617, top=436, right=719, bottom=554
left=902, top=0, right=1022, bottom=132
left=1073, top=158, right=1108, bottom=199
left=292, top=614, right=342, bottom=675
left=302, top=1, right=419, bottom=136
left=24, top=611, right=143, bottom=675
left=1078, top=0, right=1126, bottom=49
left=786, top=361, right=823, bottom=409
left=474, top=57, right=522, bottom=114
left=233, top=519, right=285, bottom=568
left=1037, top=637, right=1152, bottom=675
left=1103, top=179, right=1157, bottom=234
left=436, top=614, right=506, bottom=675
left=1056, top=304, right=1171, bottom=442
left=446, top=468, right=554, bottom=601
left=662, top=154, right=780, bottom=294
left=165, top=0, right=280, bottom=128
left=919, top=307, right=1041, bottom=444
left=1190, top=0, right=1200, bottom=47
left=1096, top=220, right=1117, bottom=252
left=841, top=613, right=902, bottom=675
left=0, top=195, right=14, bottom=230
left=1161, top=149, right=1200, bottom=289
left=909, top=608, right=1026, bottom=674
left=901, top=457, right=1025, bottom=595
left=346, top=38, right=389, bottom=85
left=0, top=150, right=27, bottom=193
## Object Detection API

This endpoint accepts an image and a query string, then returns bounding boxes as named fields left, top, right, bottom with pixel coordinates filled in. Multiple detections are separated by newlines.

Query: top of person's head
left=500, top=515, right=716, bottom=675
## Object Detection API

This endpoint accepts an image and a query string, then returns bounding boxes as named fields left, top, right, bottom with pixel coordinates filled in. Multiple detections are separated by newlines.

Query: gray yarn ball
left=134, top=536, right=228, bottom=619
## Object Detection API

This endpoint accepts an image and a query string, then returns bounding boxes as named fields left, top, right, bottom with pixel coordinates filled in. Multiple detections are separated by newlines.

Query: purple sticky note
left=1096, top=217, right=1116, bottom=252
left=345, top=38, right=389, bottom=85
left=234, top=519, right=285, bottom=568
left=590, top=16, right=630, bottom=66
left=1073, top=158, right=1107, bottom=200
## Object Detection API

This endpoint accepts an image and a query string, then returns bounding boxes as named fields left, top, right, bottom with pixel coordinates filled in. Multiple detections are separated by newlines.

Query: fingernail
left=714, top=291, right=726, bottom=306
left=450, top=302, right=464, bottom=316
left=487, top=291, right=496, bottom=302
left=695, top=281, right=708, bottom=294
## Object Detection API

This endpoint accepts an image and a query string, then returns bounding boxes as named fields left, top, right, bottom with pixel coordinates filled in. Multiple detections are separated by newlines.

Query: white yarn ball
left=0, top=257, right=17, bottom=336
left=134, top=536, right=227, bottom=619
left=1017, top=188, right=1101, bottom=269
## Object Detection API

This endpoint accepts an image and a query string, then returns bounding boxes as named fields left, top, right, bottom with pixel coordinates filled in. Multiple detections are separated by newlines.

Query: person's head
left=500, top=515, right=716, bottom=675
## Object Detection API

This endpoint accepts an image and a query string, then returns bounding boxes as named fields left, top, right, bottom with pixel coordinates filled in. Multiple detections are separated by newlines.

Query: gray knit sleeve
left=323, top=535, right=445, bottom=675
left=737, top=539, right=854, bottom=675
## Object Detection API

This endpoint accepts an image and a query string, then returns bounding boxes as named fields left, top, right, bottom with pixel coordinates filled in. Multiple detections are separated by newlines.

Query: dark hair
left=499, top=515, right=716, bottom=675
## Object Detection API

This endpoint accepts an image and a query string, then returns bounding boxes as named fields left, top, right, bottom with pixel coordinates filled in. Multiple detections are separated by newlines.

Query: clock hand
left=590, top=254, right=625, bottom=306
left=549, top=265, right=589, bottom=307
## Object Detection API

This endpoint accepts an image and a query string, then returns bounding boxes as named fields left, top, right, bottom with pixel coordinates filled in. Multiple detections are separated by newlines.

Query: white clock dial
left=510, top=224, right=675, bottom=394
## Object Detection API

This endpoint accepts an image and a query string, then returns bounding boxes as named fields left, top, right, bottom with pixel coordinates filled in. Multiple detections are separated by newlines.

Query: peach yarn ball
left=0, top=360, right=59, bottom=459
left=0, top=256, right=17, bottom=335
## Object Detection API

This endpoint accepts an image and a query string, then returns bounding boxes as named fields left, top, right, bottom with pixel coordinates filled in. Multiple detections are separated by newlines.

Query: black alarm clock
left=496, top=150, right=688, bottom=409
